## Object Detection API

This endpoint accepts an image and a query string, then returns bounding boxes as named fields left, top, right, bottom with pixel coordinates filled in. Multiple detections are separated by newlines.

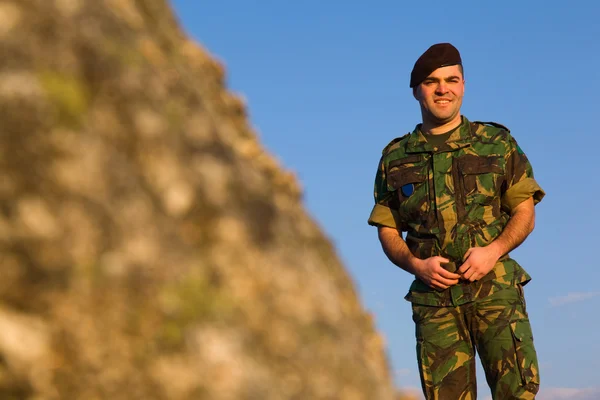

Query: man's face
left=413, top=65, right=465, bottom=127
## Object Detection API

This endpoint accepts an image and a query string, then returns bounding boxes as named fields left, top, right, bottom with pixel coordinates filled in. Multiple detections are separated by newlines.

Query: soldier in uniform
left=368, top=43, right=545, bottom=399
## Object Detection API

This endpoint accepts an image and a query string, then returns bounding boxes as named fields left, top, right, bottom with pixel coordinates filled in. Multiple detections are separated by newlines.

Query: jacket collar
left=405, top=116, right=474, bottom=154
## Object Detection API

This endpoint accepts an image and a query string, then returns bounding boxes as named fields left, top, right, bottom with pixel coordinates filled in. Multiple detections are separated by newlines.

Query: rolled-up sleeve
left=368, top=156, right=402, bottom=229
left=501, top=134, right=545, bottom=212
left=502, top=177, right=545, bottom=211
left=368, top=203, right=399, bottom=228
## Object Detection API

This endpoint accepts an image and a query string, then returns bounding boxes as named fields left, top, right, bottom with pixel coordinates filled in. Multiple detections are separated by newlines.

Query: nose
left=435, top=81, right=448, bottom=94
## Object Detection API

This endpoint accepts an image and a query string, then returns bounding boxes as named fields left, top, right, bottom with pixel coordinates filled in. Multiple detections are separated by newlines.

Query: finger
left=468, top=271, right=481, bottom=282
left=438, top=268, right=461, bottom=280
left=463, top=248, right=474, bottom=262
left=434, top=256, right=450, bottom=264
left=463, top=267, right=476, bottom=281
left=458, top=261, right=470, bottom=275
left=436, top=274, right=460, bottom=286
left=466, top=267, right=484, bottom=281
left=431, top=281, right=450, bottom=291
left=425, top=278, right=446, bottom=290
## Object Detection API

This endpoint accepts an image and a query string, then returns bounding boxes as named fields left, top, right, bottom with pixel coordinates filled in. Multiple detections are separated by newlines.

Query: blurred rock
left=0, top=0, right=404, bottom=399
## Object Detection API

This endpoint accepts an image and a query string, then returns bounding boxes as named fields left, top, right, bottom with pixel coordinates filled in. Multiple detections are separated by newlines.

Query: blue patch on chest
left=401, top=183, right=414, bottom=197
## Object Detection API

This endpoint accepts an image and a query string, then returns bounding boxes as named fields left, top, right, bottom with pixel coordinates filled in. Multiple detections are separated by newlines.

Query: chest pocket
left=386, top=155, right=430, bottom=220
left=458, top=155, right=504, bottom=203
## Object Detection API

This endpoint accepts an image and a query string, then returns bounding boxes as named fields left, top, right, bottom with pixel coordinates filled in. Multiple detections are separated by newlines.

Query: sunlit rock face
left=0, top=1, right=403, bottom=399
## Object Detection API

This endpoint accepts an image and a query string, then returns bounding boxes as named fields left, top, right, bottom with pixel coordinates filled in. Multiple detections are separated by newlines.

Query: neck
left=421, top=114, right=462, bottom=135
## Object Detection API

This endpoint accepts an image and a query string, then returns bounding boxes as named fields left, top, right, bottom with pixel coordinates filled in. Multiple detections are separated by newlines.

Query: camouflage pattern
left=368, top=116, right=545, bottom=399
left=368, top=116, right=545, bottom=306
left=413, top=285, right=540, bottom=399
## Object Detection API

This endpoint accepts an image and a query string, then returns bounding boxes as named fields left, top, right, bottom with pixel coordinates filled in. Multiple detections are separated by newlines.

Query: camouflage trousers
left=412, top=285, right=540, bottom=399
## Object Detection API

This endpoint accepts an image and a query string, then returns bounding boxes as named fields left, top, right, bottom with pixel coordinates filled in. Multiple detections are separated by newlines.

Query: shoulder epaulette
left=382, top=133, right=409, bottom=155
left=472, top=121, right=510, bottom=133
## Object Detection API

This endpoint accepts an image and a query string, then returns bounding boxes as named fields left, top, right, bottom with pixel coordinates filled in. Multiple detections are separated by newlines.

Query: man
left=368, top=43, right=545, bottom=399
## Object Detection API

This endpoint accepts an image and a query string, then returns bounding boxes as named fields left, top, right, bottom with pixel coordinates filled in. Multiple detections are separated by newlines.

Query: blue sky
left=171, top=2, right=600, bottom=399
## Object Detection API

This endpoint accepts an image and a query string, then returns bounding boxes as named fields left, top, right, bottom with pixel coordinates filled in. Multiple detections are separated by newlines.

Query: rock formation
left=0, top=1, right=405, bottom=398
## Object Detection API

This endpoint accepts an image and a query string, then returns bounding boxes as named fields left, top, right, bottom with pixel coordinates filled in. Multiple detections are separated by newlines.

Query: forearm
left=488, top=197, right=535, bottom=258
left=378, top=226, right=460, bottom=288
left=377, top=226, right=419, bottom=274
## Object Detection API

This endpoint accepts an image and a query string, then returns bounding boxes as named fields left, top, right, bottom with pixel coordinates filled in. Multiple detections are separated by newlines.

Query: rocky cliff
left=0, top=1, right=403, bottom=399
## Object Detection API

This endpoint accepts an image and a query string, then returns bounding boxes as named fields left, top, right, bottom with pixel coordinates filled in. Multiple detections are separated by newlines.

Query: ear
left=412, top=86, right=419, bottom=100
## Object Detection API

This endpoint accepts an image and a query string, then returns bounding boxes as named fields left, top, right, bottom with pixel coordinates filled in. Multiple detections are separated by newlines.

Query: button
left=433, top=146, right=439, bottom=151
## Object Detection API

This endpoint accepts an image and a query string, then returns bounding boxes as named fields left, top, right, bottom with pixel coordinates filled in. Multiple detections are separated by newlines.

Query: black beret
left=410, top=43, right=462, bottom=88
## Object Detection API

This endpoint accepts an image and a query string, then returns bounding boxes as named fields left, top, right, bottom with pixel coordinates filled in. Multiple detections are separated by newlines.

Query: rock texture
left=0, top=1, right=404, bottom=399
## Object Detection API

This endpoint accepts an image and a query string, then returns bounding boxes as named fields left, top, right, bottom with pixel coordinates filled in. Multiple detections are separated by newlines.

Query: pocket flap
left=387, top=166, right=426, bottom=190
left=389, top=155, right=422, bottom=167
left=510, top=320, right=533, bottom=342
left=459, top=155, right=503, bottom=175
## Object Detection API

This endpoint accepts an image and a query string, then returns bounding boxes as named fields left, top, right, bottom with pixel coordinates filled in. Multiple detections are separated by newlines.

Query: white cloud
left=548, top=291, right=600, bottom=306
left=538, top=387, right=600, bottom=400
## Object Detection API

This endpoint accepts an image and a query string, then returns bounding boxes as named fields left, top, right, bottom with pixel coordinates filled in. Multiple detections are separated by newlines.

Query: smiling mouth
left=434, top=99, right=451, bottom=104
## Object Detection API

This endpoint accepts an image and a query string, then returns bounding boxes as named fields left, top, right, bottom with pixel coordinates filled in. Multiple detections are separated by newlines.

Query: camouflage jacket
left=368, top=116, right=545, bottom=306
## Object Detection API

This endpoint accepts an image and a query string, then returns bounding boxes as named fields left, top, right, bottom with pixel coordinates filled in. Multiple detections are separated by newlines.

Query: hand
left=412, top=256, right=461, bottom=290
left=458, top=245, right=501, bottom=282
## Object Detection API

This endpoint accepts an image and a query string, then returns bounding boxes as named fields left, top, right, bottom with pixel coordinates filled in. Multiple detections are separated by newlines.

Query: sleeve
left=501, top=133, right=545, bottom=212
left=367, top=156, right=403, bottom=229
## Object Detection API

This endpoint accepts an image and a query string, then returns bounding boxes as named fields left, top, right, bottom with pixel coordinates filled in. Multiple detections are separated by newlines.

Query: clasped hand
left=413, top=245, right=500, bottom=290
